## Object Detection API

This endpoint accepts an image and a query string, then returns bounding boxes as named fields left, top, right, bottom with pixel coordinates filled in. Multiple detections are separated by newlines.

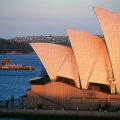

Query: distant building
left=1, top=56, right=10, bottom=65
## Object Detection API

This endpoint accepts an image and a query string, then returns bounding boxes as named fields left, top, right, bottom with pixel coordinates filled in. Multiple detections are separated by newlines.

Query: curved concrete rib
left=93, top=7, right=120, bottom=93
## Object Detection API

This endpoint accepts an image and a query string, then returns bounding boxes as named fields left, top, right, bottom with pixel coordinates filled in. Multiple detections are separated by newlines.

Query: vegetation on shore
left=0, top=38, right=33, bottom=54
left=0, top=35, right=104, bottom=54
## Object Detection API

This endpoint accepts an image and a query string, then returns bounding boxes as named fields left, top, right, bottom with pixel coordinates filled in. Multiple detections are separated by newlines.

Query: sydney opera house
left=23, top=7, right=120, bottom=110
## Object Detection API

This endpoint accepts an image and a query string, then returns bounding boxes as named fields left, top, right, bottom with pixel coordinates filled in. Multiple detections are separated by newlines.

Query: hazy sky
left=0, top=0, right=120, bottom=39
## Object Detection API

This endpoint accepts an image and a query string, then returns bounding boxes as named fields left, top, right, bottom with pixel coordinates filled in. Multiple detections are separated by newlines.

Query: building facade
left=1, top=56, right=10, bottom=65
left=23, top=7, right=120, bottom=110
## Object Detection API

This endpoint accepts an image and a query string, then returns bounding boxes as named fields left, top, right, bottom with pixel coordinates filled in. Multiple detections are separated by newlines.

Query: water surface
left=0, top=54, right=42, bottom=101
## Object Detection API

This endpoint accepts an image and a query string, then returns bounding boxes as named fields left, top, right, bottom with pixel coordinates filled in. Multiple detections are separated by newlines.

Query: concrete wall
left=23, top=82, right=120, bottom=110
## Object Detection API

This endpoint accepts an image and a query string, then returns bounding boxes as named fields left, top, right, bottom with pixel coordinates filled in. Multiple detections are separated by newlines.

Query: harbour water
left=0, top=54, right=42, bottom=101
left=0, top=54, right=43, bottom=120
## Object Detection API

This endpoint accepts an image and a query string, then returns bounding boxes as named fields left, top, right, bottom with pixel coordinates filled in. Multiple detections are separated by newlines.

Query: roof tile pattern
left=30, top=43, right=71, bottom=81
left=57, top=51, right=80, bottom=88
left=93, top=7, right=120, bottom=93
left=89, top=43, right=110, bottom=86
left=66, top=29, right=110, bottom=89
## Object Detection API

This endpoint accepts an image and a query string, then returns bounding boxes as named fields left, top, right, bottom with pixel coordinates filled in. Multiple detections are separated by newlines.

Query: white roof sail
left=93, top=7, right=120, bottom=93
left=66, top=29, right=110, bottom=89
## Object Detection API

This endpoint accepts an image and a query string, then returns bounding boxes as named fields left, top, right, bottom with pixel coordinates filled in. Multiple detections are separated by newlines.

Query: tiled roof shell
left=57, top=51, right=80, bottom=88
left=30, top=43, right=80, bottom=88
left=93, top=7, right=120, bottom=93
left=66, top=29, right=111, bottom=89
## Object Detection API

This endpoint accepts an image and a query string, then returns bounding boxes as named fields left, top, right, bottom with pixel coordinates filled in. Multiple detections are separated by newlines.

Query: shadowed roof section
left=30, top=43, right=72, bottom=81
left=57, top=51, right=80, bottom=88
left=66, top=29, right=110, bottom=89
left=93, top=7, right=120, bottom=93
left=35, top=66, right=48, bottom=77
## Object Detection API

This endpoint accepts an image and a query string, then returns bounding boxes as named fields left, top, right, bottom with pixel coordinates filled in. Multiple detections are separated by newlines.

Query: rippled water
left=0, top=54, right=42, bottom=101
